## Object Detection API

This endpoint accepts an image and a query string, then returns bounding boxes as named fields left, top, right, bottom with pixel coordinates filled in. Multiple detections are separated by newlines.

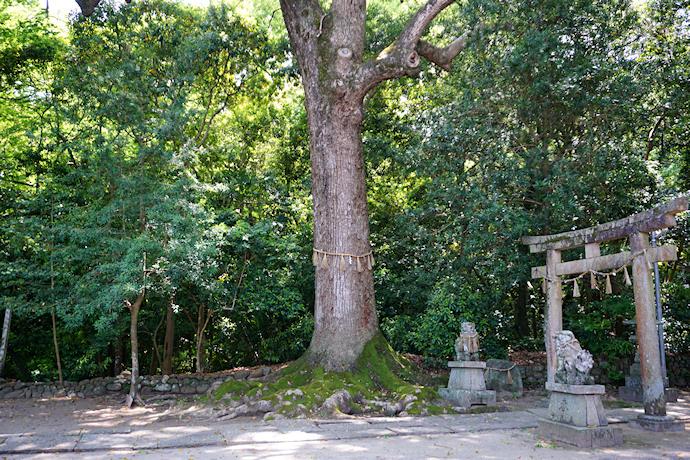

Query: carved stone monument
left=438, top=323, right=496, bottom=408
left=538, top=330, right=623, bottom=448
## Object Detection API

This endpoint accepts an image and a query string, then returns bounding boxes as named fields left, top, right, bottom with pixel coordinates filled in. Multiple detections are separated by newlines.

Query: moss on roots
left=211, top=333, right=453, bottom=419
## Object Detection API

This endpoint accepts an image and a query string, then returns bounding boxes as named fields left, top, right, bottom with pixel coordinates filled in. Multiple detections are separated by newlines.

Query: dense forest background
left=1, top=0, right=688, bottom=384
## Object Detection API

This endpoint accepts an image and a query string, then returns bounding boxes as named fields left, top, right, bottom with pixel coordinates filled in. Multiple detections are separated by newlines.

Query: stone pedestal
left=630, top=414, right=686, bottom=432
left=538, top=382, right=622, bottom=448
left=438, top=361, right=496, bottom=408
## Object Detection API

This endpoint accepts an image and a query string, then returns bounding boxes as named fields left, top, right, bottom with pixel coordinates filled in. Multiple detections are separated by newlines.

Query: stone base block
left=447, top=361, right=487, bottom=392
left=619, top=386, right=678, bottom=403
left=438, top=388, right=496, bottom=408
left=629, top=415, right=686, bottom=432
left=537, top=419, right=623, bottom=448
left=545, top=383, right=607, bottom=427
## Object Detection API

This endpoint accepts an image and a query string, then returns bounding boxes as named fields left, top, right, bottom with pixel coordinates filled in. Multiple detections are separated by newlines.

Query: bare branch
left=646, top=114, right=665, bottom=160
left=355, top=0, right=479, bottom=97
left=416, top=23, right=481, bottom=71
left=222, top=250, right=249, bottom=312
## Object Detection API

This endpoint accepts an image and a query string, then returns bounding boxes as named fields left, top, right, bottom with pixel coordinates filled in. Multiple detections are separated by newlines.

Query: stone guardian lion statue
left=554, top=330, right=595, bottom=385
left=455, top=322, right=480, bottom=361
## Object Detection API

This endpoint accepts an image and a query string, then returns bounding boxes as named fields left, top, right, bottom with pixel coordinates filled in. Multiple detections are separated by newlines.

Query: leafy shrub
left=382, top=277, right=507, bottom=360
left=564, top=296, right=635, bottom=382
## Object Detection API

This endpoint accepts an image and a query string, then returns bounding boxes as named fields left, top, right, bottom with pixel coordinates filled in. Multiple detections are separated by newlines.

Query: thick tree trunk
left=0, top=309, right=11, bottom=377
left=302, top=96, right=378, bottom=370
left=162, top=298, right=174, bottom=375
left=277, top=0, right=474, bottom=371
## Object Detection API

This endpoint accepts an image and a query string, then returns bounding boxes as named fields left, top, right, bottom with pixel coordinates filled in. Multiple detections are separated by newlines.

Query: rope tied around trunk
left=312, top=248, right=375, bottom=272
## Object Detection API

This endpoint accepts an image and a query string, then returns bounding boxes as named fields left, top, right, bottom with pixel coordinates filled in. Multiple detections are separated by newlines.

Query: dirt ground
left=0, top=394, right=215, bottom=436
left=0, top=386, right=636, bottom=436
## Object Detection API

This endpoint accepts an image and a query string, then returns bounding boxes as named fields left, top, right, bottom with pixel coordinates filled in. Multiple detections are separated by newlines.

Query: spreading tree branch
left=355, top=0, right=479, bottom=98
left=416, top=23, right=482, bottom=71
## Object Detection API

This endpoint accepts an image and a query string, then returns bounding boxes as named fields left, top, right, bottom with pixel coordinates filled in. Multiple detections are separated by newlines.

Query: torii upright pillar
left=544, top=248, right=562, bottom=384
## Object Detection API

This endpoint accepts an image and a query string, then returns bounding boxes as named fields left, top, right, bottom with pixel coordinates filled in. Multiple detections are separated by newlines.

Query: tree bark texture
left=162, top=298, right=175, bottom=375
left=51, top=310, right=63, bottom=385
left=279, top=0, right=475, bottom=371
left=127, top=291, right=145, bottom=407
left=0, top=309, right=11, bottom=377
left=195, top=303, right=208, bottom=373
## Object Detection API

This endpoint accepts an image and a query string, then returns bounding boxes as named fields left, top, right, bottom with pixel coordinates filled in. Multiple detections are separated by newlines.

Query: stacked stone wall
left=519, top=354, right=689, bottom=388
left=1, top=355, right=687, bottom=400
left=0, top=367, right=271, bottom=400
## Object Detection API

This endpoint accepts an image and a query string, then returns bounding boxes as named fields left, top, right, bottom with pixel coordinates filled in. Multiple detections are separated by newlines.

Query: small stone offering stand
left=438, top=322, right=496, bottom=408
left=538, top=330, right=622, bottom=448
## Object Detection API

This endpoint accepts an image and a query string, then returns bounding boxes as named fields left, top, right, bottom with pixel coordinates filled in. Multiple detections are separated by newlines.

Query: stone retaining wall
left=1, top=355, right=687, bottom=400
left=519, top=354, right=689, bottom=388
left=0, top=367, right=271, bottom=400
left=518, top=362, right=617, bottom=387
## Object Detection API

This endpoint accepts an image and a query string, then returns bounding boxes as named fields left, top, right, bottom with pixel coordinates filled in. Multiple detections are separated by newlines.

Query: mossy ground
left=212, top=333, right=455, bottom=418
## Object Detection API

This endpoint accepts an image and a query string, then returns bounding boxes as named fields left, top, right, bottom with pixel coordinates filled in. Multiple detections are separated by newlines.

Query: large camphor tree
left=75, top=0, right=478, bottom=371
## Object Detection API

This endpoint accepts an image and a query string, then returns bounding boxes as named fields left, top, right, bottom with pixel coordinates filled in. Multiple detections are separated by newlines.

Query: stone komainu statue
left=554, top=330, right=595, bottom=385
left=455, top=322, right=480, bottom=361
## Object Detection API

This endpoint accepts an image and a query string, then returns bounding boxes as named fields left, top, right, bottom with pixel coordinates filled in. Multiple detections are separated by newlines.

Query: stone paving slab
left=386, top=424, right=454, bottom=436
left=312, top=424, right=396, bottom=440
left=429, top=410, right=543, bottom=433
left=0, top=433, right=78, bottom=454
left=151, top=427, right=226, bottom=449
left=77, top=432, right=138, bottom=451
left=1, top=404, right=688, bottom=459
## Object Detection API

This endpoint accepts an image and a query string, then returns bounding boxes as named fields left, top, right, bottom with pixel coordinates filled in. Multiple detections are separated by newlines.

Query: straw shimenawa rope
left=533, top=246, right=653, bottom=296
left=484, top=362, right=517, bottom=384
left=312, top=248, right=375, bottom=272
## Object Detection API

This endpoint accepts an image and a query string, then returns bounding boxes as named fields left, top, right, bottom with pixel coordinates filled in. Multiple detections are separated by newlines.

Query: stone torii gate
left=521, top=196, right=687, bottom=431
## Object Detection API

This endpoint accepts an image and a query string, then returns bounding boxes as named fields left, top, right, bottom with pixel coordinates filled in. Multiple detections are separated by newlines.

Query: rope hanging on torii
left=531, top=245, right=654, bottom=297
